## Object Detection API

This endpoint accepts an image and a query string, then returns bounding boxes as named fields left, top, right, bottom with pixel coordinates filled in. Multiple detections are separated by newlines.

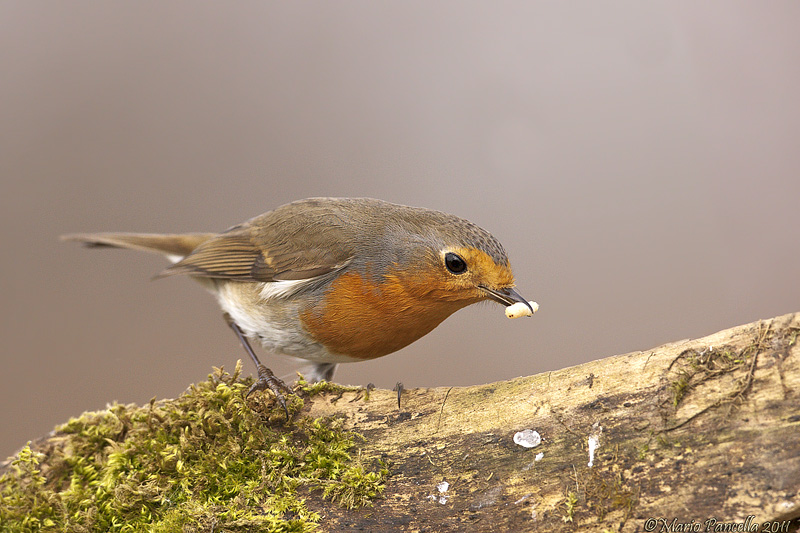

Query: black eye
left=444, top=252, right=467, bottom=274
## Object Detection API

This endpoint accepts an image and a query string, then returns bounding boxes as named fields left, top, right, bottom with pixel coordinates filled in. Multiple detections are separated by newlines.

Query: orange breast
left=300, top=269, right=471, bottom=360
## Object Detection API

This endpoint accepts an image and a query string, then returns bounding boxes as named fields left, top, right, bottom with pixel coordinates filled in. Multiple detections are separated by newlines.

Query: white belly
left=213, top=281, right=360, bottom=364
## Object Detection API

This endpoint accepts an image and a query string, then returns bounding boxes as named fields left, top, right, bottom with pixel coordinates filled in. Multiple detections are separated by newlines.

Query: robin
left=63, top=197, right=535, bottom=412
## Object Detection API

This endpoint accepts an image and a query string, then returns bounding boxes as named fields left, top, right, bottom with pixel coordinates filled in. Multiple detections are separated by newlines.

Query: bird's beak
left=480, top=286, right=535, bottom=314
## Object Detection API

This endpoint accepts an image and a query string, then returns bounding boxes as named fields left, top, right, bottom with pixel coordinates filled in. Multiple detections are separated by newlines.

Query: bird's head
left=383, top=210, right=533, bottom=315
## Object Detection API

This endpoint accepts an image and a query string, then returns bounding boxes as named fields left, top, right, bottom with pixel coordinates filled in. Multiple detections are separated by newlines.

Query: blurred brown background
left=2, top=2, right=798, bottom=459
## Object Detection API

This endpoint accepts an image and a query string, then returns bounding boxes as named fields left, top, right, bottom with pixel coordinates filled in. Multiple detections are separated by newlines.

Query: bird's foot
left=246, top=364, right=294, bottom=418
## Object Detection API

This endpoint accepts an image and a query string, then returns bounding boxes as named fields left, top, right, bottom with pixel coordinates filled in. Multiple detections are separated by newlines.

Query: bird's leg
left=308, top=362, right=338, bottom=383
left=223, top=313, right=293, bottom=417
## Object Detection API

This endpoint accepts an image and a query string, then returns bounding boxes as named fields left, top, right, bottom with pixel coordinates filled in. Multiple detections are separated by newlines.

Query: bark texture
left=306, top=312, right=800, bottom=531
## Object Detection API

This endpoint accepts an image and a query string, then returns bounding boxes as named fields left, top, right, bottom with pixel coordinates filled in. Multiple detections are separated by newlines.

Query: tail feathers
left=61, top=232, right=215, bottom=262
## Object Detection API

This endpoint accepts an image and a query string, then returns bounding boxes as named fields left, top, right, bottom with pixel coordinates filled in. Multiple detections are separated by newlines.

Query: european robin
left=63, top=197, right=535, bottom=412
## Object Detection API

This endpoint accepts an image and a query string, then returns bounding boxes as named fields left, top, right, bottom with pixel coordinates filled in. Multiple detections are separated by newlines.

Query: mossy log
left=3, top=313, right=799, bottom=532
left=305, top=312, right=800, bottom=531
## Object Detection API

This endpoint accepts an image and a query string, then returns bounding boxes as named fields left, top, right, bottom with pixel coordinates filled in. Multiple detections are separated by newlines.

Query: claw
left=247, top=364, right=293, bottom=418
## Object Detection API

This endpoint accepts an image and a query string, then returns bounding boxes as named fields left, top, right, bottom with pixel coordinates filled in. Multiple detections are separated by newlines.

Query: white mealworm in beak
left=505, top=301, right=539, bottom=319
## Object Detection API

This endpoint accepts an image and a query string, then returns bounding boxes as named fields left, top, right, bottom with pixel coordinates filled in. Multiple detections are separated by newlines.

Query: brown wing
left=157, top=232, right=263, bottom=280
left=159, top=203, right=355, bottom=282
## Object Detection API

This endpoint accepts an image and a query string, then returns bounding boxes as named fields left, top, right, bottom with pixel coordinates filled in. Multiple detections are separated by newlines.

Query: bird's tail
left=60, top=232, right=215, bottom=263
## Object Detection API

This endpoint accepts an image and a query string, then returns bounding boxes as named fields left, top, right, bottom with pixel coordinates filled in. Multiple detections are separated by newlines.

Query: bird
left=62, top=197, right=534, bottom=412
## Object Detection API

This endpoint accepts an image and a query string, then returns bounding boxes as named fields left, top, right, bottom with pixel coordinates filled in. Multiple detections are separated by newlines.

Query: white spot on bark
left=428, top=480, right=450, bottom=504
left=587, top=422, right=603, bottom=468
left=513, top=429, right=541, bottom=448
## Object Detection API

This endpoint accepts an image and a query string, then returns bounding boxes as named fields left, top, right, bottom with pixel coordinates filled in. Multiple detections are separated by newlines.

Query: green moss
left=669, top=372, right=691, bottom=407
left=583, top=470, right=637, bottom=521
left=561, top=491, right=578, bottom=523
left=667, top=345, right=753, bottom=410
left=637, top=442, right=650, bottom=460
left=0, top=361, right=388, bottom=532
left=295, top=375, right=361, bottom=398
left=295, top=376, right=377, bottom=405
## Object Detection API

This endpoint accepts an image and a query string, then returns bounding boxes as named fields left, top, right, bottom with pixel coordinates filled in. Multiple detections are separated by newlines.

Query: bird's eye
left=444, top=252, right=467, bottom=274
